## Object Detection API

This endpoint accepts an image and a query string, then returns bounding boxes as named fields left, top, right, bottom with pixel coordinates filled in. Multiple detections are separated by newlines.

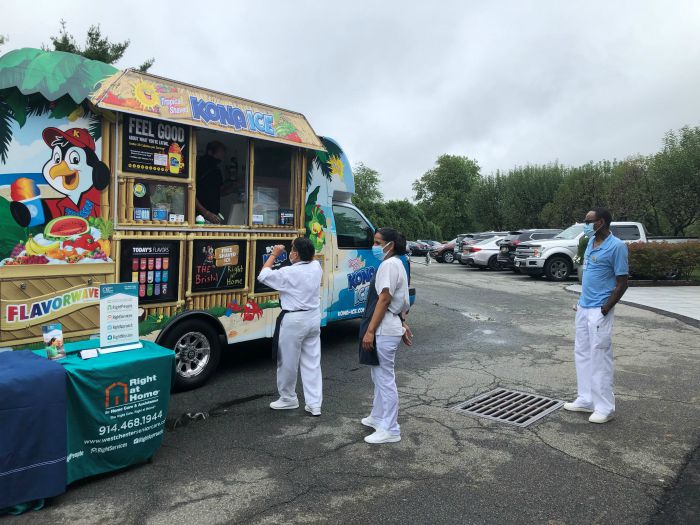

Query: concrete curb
left=564, top=285, right=700, bottom=329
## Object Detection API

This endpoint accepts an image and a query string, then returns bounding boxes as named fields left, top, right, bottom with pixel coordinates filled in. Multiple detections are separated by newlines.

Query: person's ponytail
left=376, top=227, right=407, bottom=256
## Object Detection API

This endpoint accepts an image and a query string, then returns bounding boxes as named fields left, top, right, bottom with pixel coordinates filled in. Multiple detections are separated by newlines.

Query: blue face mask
left=582, top=223, right=594, bottom=237
left=372, top=241, right=392, bottom=260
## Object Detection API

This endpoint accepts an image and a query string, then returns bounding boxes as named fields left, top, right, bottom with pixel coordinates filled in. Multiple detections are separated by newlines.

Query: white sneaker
left=364, top=429, right=401, bottom=444
left=563, top=401, right=594, bottom=413
left=589, top=412, right=615, bottom=424
left=305, top=405, right=321, bottom=416
left=361, top=416, right=381, bottom=429
left=270, top=398, right=299, bottom=410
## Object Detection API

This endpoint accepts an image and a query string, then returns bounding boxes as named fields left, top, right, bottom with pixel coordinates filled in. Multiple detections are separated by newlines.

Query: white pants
left=277, top=311, right=322, bottom=408
left=370, top=335, right=402, bottom=435
left=574, top=306, right=615, bottom=416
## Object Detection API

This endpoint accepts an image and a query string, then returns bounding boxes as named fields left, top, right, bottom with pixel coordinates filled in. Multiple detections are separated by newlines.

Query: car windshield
left=554, top=224, right=584, bottom=240
left=475, top=236, right=499, bottom=246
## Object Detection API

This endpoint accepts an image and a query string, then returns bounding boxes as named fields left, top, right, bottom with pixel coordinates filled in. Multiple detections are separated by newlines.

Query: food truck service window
left=194, top=130, right=249, bottom=225
left=132, top=181, right=187, bottom=223
left=252, top=142, right=294, bottom=226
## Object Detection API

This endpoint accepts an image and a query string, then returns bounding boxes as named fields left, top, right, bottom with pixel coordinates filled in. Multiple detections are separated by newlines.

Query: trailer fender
left=155, top=310, right=227, bottom=349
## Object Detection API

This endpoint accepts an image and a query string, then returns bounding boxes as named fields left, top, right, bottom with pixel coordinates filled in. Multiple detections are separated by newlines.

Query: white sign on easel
left=99, top=283, right=142, bottom=353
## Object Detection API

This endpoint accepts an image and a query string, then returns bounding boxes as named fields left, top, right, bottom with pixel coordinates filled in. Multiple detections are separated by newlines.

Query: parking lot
left=14, top=259, right=700, bottom=524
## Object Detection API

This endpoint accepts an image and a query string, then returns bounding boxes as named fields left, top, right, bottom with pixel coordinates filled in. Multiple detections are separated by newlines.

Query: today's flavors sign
left=119, top=240, right=180, bottom=304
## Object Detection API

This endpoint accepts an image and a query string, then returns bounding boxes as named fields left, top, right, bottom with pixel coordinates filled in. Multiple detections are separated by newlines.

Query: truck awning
left=90, top=70, right=325, bottom=151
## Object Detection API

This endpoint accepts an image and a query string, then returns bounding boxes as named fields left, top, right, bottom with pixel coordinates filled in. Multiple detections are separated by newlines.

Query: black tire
left=512, top=267, right=521, bottom=274
left=161, top=319, right=222, bottom=392
left=487, top=255, right=499, bottom=270
left=443, top=252, right=455, bottom=263
left=544, top=256, right=572, bottom=281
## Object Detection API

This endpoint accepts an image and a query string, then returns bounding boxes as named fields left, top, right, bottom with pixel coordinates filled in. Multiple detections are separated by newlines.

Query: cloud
left=4, top=0, right=700, bottom=201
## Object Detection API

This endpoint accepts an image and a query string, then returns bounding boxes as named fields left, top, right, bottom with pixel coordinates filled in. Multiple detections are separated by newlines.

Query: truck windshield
left=554, top=224, right=584, bottom=240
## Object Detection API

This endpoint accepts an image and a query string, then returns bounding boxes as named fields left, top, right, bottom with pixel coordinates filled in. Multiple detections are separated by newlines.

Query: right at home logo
left=105, top=382, right=128, bottom=408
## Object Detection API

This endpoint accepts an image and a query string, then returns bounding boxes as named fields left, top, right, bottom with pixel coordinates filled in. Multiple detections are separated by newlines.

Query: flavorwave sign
left=3, top=285, right=100, bottom=329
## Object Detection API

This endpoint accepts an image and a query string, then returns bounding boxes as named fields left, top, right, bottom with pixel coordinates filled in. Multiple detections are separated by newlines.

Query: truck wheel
left=162, top=319, right=221, bottom=392
left=443, top=252, right=454, bottom=263
left=487, top=255, right=499, bottom=270
left=544, top=256, right=571, bottom=281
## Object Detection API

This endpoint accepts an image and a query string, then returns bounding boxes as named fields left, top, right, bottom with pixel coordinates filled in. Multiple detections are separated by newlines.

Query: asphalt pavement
left=10, top=260, right=700, bottom=524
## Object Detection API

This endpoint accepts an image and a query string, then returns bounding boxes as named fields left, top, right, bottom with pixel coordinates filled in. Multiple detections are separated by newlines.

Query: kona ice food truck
left=0, top=48, right=413, bottom=390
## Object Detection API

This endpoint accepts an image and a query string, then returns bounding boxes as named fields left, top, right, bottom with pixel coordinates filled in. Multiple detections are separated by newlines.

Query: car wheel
left=487, top=255, right=499, bottom=270
left=544, top=256, right=571, bottom=281
left=512, top=267, right=521, bottom=274
left=443, top=252, right=454, bottom=263
left=162, top=319, right=222, bottom=392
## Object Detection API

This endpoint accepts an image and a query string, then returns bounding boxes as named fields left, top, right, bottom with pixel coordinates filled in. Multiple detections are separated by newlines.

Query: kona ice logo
left=190, top=97, right=275, bottom=136
left=347, top=257, right=375, bottom=306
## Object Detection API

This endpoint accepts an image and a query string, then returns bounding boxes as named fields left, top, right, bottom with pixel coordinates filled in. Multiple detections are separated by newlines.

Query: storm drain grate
left=451, top=388, right=564, bottom=427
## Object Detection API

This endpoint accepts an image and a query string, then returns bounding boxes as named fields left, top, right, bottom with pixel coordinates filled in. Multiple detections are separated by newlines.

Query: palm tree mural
left=0, top=47, right=119, bottom=161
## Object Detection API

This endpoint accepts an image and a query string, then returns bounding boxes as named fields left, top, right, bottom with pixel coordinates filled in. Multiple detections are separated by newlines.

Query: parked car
left=407, top=241, right=431, bottom=256
left=513, top=221, right=694, bottom=281
left=457, top=231, right=509, bottom=264
left=452, top=233, right=474, bottom=258
left=497, top=229, right=562, bottom=270
left=463, top=236, right=508, bottom=269
left=431, top=238, right=459, bottom=263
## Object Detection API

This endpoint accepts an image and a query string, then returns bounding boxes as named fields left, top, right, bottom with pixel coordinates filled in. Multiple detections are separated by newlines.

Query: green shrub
left=628, top=242, right=700, bottom=280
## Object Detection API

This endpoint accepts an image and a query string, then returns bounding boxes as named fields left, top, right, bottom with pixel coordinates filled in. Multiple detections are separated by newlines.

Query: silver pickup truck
left=514, top=221, right=697, bottom=281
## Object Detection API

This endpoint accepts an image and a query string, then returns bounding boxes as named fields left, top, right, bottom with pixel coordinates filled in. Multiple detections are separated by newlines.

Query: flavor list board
left=191, top=240, right=247, bottom=292
left=119, top=241, right=180, bottom=303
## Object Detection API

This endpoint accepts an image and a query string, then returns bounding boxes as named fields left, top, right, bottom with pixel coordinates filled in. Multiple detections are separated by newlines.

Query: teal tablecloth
left=38, top=340, right=175, bottom=484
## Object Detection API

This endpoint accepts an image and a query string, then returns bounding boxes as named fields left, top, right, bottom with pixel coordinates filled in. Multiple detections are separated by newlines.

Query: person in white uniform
left=564, top=208, right=628, bottom=424
left=360, top=228, right=412, bottom=444
left=257, top=237, right=324, bottom=416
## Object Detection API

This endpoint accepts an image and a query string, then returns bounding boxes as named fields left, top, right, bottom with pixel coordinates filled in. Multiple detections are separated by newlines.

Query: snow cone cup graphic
left=168, top=143, right=183, bottom=174
left=11, top=178, right=45, bottom=227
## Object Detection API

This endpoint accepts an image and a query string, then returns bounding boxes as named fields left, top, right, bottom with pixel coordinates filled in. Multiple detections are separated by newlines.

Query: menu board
left=192, top=240, right=247, bottom=292
left=254, top=239, right=293, bottom=294
left=122, top=114, right=189, bottom=177
left=119, top=240, right=180, bottom=304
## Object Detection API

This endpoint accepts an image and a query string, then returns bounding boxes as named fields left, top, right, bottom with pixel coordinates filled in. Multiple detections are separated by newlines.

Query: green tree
left=501, top=163, right=565, bottom=229
left=413, top=154, right=480, bottom=238
left=470, top=173, right=507, bottom=230
left=352, top=162, right=383, bottom=212
left=540, top=161, right=612, bottom=227
left=648, top=126, right=700, bottom=235
left=372, top=199, right=442, bottom=240
left=45, top=20, right=154, bottom=72
left=604, top=156, right=663, bottom=233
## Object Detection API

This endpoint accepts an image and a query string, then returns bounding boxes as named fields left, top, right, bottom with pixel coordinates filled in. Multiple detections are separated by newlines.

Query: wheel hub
left=174, top=331, right=211, bottom=378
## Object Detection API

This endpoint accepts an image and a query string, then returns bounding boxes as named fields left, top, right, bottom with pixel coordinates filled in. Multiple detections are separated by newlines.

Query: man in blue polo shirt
left=564, top=207, right=629, bottom=423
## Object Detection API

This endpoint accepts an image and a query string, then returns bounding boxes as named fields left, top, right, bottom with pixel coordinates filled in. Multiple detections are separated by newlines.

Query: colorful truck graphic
left=0, top=48, right=414, bottom=390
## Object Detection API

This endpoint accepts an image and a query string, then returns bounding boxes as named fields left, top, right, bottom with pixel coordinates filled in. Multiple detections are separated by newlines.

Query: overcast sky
left=3, top=1, right=700, bottom=200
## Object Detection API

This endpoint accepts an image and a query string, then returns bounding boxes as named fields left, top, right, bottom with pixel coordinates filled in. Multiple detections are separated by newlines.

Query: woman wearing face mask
left=359, top=228, right=413, bottom=444
left=258, top=237, right=324, bottom=416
